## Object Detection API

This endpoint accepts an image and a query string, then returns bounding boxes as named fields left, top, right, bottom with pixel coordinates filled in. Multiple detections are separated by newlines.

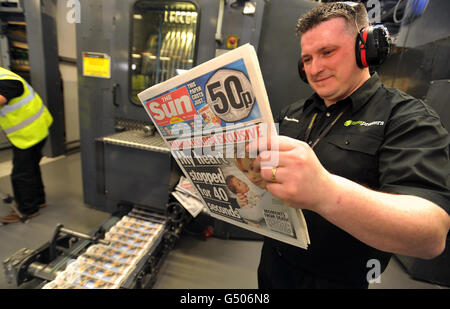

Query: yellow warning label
left=82, top=52, right=111, bottom=79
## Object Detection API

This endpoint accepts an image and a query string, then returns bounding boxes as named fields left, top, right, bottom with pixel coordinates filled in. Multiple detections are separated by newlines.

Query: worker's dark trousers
left=11, top=138, right=47, bottom=215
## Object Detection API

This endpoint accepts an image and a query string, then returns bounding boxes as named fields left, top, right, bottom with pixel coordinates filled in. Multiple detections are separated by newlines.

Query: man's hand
left=0, top=94, right=8, bottom=105
left=249, top=136, right=333, bottom=212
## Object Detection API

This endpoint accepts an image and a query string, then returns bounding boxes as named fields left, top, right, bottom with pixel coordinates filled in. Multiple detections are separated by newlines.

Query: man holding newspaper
left=253, top=2, right=449, bottom=288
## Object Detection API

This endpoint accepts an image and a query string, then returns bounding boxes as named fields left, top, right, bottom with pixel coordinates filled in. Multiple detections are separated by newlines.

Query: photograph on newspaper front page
left=138, top=44, right=310, bottom=249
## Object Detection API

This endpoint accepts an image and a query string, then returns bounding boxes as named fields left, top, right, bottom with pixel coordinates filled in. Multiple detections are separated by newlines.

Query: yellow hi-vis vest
left=0, top=67, right=53, bottom=149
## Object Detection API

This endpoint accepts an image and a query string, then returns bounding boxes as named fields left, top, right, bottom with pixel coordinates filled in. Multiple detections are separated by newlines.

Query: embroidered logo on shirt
left=283, top=116, right=299, bottom=123
left=344, top=120, right=385, bottom=127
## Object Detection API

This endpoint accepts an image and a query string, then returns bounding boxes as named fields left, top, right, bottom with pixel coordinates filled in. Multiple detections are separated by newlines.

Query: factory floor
left=0, top=149, right=447, bottom=290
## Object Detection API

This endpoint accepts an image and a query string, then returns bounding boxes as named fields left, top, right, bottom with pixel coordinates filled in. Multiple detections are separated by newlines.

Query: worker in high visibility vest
left=0, top=67, right=53, bottom=223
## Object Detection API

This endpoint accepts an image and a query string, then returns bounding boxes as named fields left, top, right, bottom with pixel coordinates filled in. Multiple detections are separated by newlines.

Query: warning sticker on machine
left=82, top=52, right=111, bottom=79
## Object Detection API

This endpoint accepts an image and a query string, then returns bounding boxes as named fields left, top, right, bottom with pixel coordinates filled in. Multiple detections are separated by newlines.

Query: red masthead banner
left=145, top=86, right=197, bottom=127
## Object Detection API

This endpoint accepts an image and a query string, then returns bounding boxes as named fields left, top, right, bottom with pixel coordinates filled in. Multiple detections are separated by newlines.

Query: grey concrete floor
left=0, top=149, right=447, bottom=289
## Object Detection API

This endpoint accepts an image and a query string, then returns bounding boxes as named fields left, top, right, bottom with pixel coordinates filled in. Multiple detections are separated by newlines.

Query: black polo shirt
left=268, top=73, right=450, bottom=284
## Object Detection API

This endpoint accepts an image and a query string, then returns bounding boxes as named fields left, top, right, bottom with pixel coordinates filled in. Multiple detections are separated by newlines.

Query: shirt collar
left=303, top=73, right=382, bottom=113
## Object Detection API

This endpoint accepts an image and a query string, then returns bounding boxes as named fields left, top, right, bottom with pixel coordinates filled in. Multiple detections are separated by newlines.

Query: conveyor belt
left=41, top=213, right=167, bottom=289
left=102, top=131, right=170, bottom=153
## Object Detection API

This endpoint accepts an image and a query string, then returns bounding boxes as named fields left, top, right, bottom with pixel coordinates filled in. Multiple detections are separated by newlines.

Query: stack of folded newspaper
left=171, top=176, right=206, bottom=218
left=42, top=216, right=164, bottom=289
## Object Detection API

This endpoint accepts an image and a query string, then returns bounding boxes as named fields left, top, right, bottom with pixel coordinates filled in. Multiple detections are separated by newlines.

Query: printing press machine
left=3, top=206, right=186, bottom=289
left=3, top=130, right=191, bottom=289
left=2, top=199, right=191, bottom=290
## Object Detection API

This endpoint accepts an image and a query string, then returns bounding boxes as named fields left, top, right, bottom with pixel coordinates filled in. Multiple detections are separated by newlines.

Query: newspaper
left=176, top=176, right=201, bottom=199
left=172, top=176, right=205, bottom=218
left=172, top=190, right=204, bottom=218
left=42, top=215, right=166, bottom=289
left=52, top=265, right=121, bottom=289
left=138, top=44, right=310, bottom=249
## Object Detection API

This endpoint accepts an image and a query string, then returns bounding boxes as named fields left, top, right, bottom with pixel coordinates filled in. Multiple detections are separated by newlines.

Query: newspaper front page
left=138, top=44, right=310, bottom=249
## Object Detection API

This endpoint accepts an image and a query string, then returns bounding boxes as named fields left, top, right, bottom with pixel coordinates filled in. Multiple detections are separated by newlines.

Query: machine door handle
left=112, top=83, right=119, bottom=107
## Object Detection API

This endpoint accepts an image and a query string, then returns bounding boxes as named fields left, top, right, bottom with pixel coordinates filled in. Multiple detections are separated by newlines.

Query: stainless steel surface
left=102, top=130, right=169, bottom=153
left=59, top=227, right=109, bottom=246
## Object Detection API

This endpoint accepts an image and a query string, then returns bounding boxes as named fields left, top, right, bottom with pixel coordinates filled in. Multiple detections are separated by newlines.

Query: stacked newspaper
left=172, top=176, right=205, bottom=218
left=42, top=216, right=164, bottom=289
left=138, top=44, right=310, bottom=249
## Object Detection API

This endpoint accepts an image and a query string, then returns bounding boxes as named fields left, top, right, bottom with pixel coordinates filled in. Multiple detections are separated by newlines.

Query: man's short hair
left=296, top=1, right=369, bottom=36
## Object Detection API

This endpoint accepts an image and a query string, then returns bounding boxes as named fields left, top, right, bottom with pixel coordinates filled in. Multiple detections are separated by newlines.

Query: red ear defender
left=355, top=25, right=391, bottom=69
left=298, top=60, right=309, bottom=84
left=358, top=28, right=370, bottom=68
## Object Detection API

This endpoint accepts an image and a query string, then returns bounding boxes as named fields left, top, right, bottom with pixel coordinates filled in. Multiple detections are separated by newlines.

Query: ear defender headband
left=298, top=2, right=391, bottom=83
